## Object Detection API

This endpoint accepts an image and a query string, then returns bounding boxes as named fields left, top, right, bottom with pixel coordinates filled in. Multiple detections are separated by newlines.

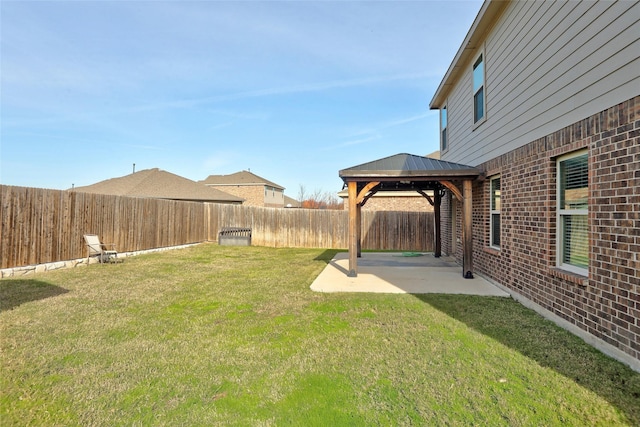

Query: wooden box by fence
left=218, top=227, right=252, bottom=246
left=1, top=185, right=434, bottom=269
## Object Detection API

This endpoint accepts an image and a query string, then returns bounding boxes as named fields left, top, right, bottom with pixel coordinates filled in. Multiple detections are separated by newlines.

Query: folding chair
left=84, top=234, right=118, bottom=263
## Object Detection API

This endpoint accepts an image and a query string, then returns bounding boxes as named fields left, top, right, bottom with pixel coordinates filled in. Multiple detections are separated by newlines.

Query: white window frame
left=440, top=104, right=448, bottom=152
left=490, top=175, right=500, bottom=249
left=472, top=50, right=486, bottom=126
left=556, top=150, right=588, bottom=276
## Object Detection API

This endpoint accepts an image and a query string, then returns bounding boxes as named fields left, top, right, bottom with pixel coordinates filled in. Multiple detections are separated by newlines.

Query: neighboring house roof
left=71, top=168, right=244, bottom=203
left=429, top=0, right=509, bottom=109
left=284, top=195, right=301, bottom=208
left=200, top=170, right=285, bottom=190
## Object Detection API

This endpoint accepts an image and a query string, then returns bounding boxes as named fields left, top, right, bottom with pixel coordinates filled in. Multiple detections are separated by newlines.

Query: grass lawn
left=1, top=244, right=639, bottom=426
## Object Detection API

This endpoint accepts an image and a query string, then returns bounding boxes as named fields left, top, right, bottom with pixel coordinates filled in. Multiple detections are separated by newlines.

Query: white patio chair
left=84, top=234, right=118, bottom=264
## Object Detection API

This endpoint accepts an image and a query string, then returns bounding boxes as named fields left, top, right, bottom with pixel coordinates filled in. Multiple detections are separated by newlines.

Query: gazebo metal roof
left=339, top=153, right=480, bottom=182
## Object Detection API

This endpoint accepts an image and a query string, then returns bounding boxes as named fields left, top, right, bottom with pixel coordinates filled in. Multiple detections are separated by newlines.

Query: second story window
left=473, top=53, right=485, bottom=124
left=440, top=106, right=448, bottom=151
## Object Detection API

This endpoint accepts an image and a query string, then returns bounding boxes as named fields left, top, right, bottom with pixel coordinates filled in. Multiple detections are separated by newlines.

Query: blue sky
left=1, top=0, right=482, bottom=197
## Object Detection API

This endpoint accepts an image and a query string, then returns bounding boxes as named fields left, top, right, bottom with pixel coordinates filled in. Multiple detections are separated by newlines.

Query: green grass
left=1, top=244, right=639, bottom=426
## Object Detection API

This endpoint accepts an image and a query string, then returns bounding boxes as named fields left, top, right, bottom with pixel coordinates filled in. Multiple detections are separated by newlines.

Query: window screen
left=558, top=151, right=588, bottom=274
left=490, top=176, right=500, bottom=248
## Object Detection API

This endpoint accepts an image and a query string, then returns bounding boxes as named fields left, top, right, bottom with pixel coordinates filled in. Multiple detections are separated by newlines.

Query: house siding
left=214, top=185, right=284, bottom=208
left=264, top=187, right=285, bottom=208
left=444, top=0, right=640, bottom=167
left=442, top=97, right=640, bottom=365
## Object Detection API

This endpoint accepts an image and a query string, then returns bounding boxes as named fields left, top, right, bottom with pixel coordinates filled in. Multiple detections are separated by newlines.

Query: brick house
left=429, top=0, right=639, bottom=370
left=200, top=170, right=285, bottom=208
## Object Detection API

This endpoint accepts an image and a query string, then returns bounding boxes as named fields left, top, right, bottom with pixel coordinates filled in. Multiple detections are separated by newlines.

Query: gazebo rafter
left=357, top=181, right=381, bottom=205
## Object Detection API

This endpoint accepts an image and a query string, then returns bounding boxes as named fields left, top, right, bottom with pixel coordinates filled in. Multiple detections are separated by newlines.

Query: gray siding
left=443, top=0, right=640, bottom=166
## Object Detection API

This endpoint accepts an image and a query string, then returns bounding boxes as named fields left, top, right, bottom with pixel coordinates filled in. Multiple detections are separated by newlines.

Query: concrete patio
left=311, top=252, right=510, bottom=296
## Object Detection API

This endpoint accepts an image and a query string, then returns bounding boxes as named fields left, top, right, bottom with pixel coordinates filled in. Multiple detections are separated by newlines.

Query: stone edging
left=0, top=243, right=201, bottom=278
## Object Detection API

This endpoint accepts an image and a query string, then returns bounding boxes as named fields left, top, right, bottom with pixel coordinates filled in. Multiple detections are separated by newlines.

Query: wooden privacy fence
left=206, top=204, right=434, bottom=251
left=1, top=185, right=434, bottom=269
left=1, top=186, right=206, bottom=269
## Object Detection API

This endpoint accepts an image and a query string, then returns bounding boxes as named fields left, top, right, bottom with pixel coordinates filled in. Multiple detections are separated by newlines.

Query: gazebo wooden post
left=434, top=189, right=442, bottom=258
left=347, top=181, right=358, bottom=277
left=356, top=201, right=362, bottom=258
left=462, top=179, right=474, bottom=278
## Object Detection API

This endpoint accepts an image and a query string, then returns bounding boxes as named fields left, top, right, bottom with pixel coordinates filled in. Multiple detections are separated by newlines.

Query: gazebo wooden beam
left=462, top=179, right=473, bottom=278
left=440, top=180, right=462, bottom=201
left=347, top=181, right=358, bottom=277
left=356, top=199, right=362, bottom=258
left=418, top=189, right=440, bottom=257
left=356, top=181, right=380, bottom=204
left=433, top=190, right=442, bottom=258
left=417, top=189, right=434, bottom=206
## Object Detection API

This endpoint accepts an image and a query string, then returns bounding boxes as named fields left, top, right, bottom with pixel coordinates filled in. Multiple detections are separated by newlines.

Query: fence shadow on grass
left=416, top=294, right=640, bottom=425
left=0, top=279, right=69, bottom=312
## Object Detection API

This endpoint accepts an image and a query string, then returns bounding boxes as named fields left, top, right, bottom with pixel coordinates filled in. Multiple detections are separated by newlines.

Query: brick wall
left=342, top=194, right=435, bottom=212
left=208, top=185, right=265, bottom=207
left=443, top=96, right=639, bottom=364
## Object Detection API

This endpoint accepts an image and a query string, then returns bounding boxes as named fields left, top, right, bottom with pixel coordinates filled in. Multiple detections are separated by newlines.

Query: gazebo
left=339, top=153, right=481, bottom=278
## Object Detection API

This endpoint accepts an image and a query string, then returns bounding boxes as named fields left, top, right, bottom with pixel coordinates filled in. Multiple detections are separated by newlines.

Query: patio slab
left=311, top=252, right=510, bottom=296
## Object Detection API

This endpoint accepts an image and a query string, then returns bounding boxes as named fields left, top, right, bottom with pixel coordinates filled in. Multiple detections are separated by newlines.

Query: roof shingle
left=200, top=170, right=284, bottom=190
left=72, top=168, right=244, bottom=203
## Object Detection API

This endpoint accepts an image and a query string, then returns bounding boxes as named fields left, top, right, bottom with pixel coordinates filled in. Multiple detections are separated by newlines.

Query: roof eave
left=339, top=170, right=480, bottom=182
left=429, top=0, right=509, bottom=109
left=205, top=182, right=285, bottom=190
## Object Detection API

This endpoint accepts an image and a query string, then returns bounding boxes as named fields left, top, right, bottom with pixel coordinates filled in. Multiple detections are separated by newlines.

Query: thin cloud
left=206, top=122, right=234, bottom=132
left=335, top=135, right=382, bottom=149
left=205, top=109, right=270, bottom=121
left=1, top=0, right=484, bottom=193
left=119, top=143, right=166, bottom=151
left=324, top=111, right=432, bottom=152
left=382, top=112, right=432, bottom=128
left=117, top=72, right=433, bottom=114
left=3, top=72, right=433, bottom=124
left=203, top=151, right=240, bottom=172
left=344, top=112, right=432, bottom=139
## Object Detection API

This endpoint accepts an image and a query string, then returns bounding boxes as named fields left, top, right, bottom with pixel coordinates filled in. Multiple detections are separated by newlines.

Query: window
left=490, top=176, right=500, bottom=248
left=473, top=53, right=485, bottom=123
left=557, top=150, right=588, bottom=275
left=440, top=106, right=447, bottom=151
